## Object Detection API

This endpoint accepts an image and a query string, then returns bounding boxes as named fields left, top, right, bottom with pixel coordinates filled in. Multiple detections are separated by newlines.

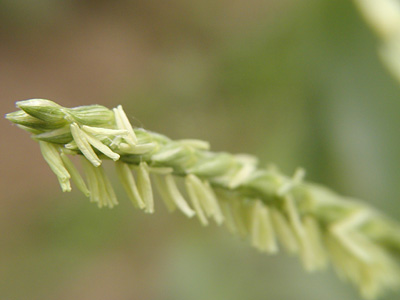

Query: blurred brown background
left=1, top=0, right=400, bottom=299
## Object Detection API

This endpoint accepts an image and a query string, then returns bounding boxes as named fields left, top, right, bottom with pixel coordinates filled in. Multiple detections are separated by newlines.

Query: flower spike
left=5, top=99, right=400, bottom=299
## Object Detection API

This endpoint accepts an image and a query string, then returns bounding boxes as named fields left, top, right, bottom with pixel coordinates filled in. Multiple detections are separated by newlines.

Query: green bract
left=5, top=99, right=400, bottom=299
left=17, top=99, right=67, bottom=125
left=67, top=105, right=115, bottom=126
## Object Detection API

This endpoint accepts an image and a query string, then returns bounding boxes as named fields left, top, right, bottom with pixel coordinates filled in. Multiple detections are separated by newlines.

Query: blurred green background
left=1, top=0, right=400, bottom=299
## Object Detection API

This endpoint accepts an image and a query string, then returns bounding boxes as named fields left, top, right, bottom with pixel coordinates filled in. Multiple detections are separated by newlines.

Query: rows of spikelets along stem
left=6, top=99, right=400, bottom=299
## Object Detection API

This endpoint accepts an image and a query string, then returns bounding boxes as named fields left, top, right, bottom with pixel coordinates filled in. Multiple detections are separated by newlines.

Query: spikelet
left=60, top=152, right=90, bottom=197
left=249, top=200, right=278, bottom=253
left=136, top=162, right=154, bottom=213
left=185, top=175, right=209, bottom=226
left=39, top=141, right=71, bottom=192
left=154, top=173, right=195, bottom=217
left=82, top=159, right=118, bottom=208
left=115, top=161, right=145, bottom=209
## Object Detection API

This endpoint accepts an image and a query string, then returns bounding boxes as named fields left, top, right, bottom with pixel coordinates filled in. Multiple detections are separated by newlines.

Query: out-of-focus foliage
left=1, top=0, right=400, bottom=300
left=355, top=0, right=400, bottom=82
